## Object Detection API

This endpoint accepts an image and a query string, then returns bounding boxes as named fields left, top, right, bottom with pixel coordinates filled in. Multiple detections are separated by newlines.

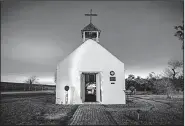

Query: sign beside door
left=110, top=71, right=116, bottom=84
left=64, top=85, right=69, bottom=104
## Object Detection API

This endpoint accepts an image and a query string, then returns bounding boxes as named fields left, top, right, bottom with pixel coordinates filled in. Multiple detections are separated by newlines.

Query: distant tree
left=163, top=60, right=183, bottom=91
left=166, top=60, right=183, bottom=80
left=174, top=21, right=184, bottom=49
left=174, top=21, right=184, bottom=91
left=24, top=76, right=39, bottom=91
left=146, top=72, right=164, bottom=93
left=177, top=75, right=184, bottom=91
left=128, top=74, right=135, bottom=80
left=148, top=72, right=157, bottom=79
left=162, top=60, right=183, bottom=97
left=136, top=76, right=141, bottom=80
left=128, top=86, right=136, bottom=95
left=146, top=72, right=157, bottom=91
left=163, top=68, right=174, bottom=79
left=126, top=74, right=136, bottom=90
left=153, top=77, right=174, bottom=98
left=135, top=77, right=148, bottom=91
left=126, top=74, right=151, bottom=91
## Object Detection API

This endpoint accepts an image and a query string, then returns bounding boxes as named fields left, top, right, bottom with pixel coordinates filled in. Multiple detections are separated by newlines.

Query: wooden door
left=81, top=73, right=85, bottom=103
left=96, top=73, right=101, bottom=102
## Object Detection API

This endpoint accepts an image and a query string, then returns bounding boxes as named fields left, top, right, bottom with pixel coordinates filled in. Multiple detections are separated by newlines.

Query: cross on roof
left=85, top=9, right=97, bottom=24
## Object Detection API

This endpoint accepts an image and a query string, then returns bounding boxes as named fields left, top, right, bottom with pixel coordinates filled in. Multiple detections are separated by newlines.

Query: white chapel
left=56, top=10, right=126, bottom=104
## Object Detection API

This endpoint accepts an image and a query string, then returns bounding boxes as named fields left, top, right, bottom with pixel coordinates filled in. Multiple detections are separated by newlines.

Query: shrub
left=152, top=78, right=175, bottom=96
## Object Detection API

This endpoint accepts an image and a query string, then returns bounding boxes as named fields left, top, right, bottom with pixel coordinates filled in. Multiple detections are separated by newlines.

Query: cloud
left=1, top=74, right=28, bottom=83
left=38, top=76, right=55, bottom=85
left=2, top=39, right=63, bottom=65
left=1, top=1, right=183, bottom=83
left=1, top=57, right=56, bottom=76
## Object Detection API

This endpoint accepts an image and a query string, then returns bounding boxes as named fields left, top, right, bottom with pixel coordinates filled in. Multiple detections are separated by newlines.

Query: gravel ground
left=68, top=104, right=118, bottom=125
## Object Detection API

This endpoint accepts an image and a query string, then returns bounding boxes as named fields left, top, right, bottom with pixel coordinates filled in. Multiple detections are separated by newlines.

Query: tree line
left=126, top=60, right=183, bottom=97
left=126, top=21, right=184, bottom=98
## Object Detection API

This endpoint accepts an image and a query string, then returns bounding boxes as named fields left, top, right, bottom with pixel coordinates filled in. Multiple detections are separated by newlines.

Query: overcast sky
left=1, top=1, right=183, bottom=85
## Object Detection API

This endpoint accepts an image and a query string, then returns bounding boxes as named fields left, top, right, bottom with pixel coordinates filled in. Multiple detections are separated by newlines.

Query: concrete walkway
left=68, top=104, right=118, bottom=125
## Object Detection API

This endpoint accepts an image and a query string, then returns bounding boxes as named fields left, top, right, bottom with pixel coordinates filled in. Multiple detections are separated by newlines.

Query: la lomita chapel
left=56, top=10, right=126, bottom=104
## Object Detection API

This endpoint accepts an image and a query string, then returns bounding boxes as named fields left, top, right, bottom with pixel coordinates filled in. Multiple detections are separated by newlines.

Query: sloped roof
left=58, top=39, right=124, bottom=68
left=82, top=23, right=101, bottom=32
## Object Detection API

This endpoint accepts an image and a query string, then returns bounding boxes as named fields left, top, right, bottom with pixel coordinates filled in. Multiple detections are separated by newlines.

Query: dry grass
left=1, top=94, right=183, bottom=125
left=0, top=94, right=79, bottom=125
left=104, top=95, right=184, bottom=125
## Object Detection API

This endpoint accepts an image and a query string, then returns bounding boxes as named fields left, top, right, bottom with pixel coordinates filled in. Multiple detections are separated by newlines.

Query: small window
left=85, top=32, right=97, bottom=39
left=91, top=32, right=97, bottom=38
left=85, top=32, right=90, bottom=38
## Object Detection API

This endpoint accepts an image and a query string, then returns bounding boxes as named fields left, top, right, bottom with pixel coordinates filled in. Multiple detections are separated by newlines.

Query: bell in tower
left=81, top=9, right=101, bottom=43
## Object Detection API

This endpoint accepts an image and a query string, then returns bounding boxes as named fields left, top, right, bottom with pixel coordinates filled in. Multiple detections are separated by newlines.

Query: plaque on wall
left=111, top=82, right=115, bottom=84
left=110, top=71, right=115, bottom=76
left=110, top=77, right=116, bottom=81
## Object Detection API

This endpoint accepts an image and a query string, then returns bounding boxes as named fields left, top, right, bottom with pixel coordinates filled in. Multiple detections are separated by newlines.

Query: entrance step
left=83, top=102, right=100, bottom=104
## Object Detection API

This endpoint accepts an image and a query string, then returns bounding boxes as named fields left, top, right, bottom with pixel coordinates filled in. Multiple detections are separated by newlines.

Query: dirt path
left=130, top=96, right=172, bottom=110
left=68, top=104, right=118, bottom=125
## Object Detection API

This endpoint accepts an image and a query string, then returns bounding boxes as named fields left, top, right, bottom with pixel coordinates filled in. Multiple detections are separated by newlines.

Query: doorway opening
left=84, top=73, right=97, bottom=102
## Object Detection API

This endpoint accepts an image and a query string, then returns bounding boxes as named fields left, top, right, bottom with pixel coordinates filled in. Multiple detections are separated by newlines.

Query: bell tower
left=81, top=9, right=101, bottom=43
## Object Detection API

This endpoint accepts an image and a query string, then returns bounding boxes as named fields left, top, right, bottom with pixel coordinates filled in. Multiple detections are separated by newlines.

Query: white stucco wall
left=56, top=39, right=126, bottom=104
left=56, top=58, right=71, bottom=104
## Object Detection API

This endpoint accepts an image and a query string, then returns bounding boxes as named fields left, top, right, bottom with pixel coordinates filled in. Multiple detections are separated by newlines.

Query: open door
left=96, top=73, right=101, bottom=102
left=81, top=73, right=85, bottom=103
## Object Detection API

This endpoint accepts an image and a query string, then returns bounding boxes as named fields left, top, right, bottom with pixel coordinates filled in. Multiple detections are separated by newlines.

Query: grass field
left=104, top=95, right=184, bottom=125
left=1, top=94, right=79, bottom=125
left=1, top=94, right=184, bottom=125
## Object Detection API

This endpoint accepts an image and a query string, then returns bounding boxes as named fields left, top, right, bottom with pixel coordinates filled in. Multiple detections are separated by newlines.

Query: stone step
left=83, top=102, right=101, bottom=104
